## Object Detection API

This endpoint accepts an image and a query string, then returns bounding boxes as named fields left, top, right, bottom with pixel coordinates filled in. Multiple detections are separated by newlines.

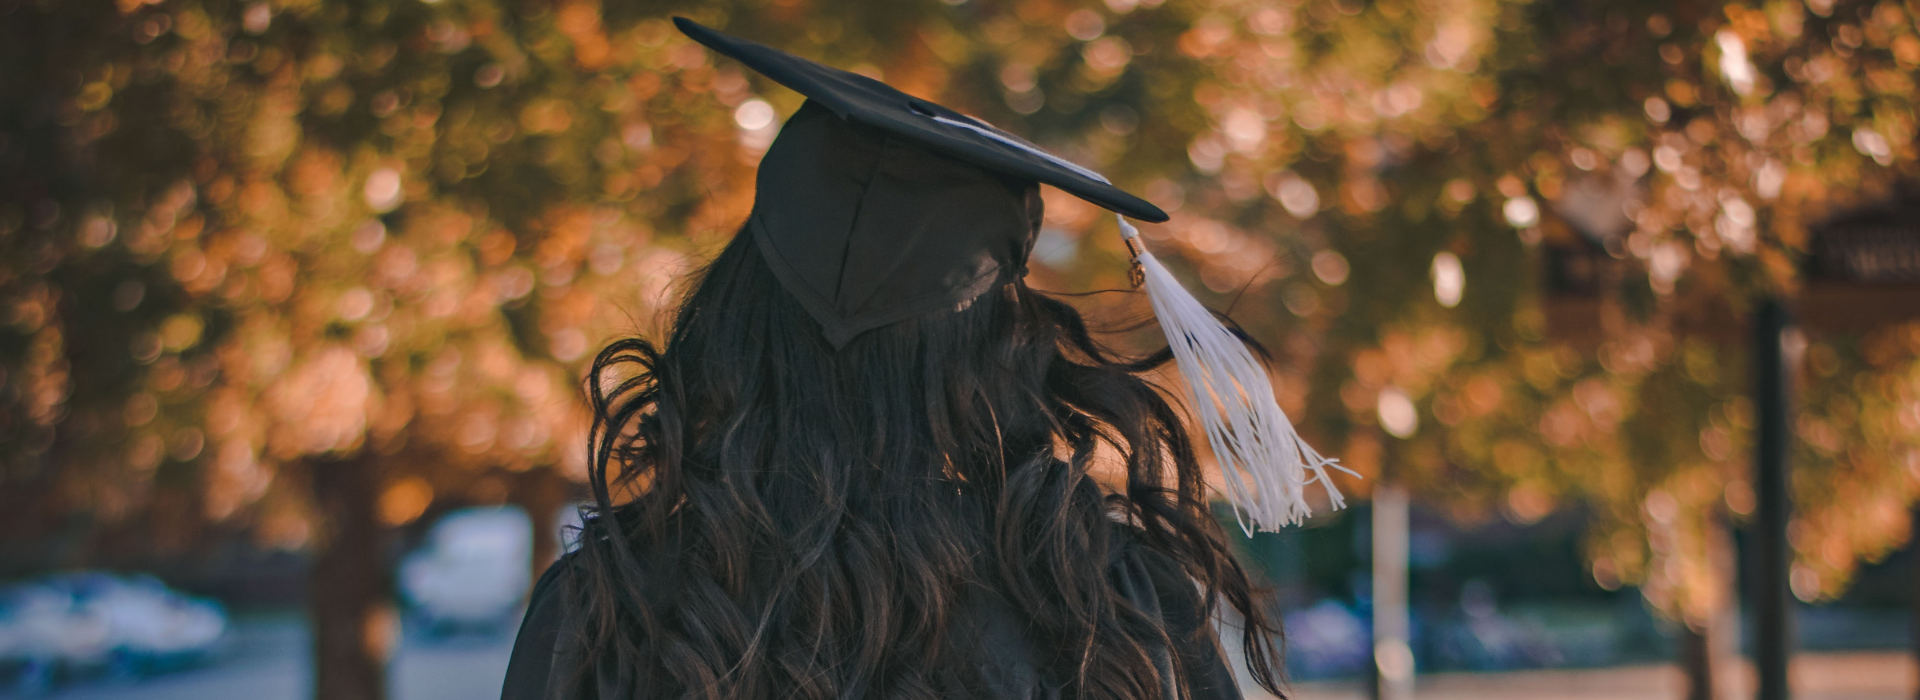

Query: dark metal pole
left=1754, top=298, right=1795, bottom=700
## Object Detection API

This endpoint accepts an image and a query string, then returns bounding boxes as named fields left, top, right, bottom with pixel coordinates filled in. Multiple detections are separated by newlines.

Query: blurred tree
left=1152, top=0, right=1920, bottom=695
left=4, top=0, right=1919, bottom=697
left=1164, top=0, right=1920, bottom=694
left=0, top=0, right=744, bottom=694
left=0, top=0, right=1219, bottom=695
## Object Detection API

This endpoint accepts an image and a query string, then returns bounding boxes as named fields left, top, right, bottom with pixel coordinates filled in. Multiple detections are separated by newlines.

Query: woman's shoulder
left=1103, top=520, right=1244, bottom=700
left=516, top=550, right=581, bottom=621
left=1103, top=521, right=1212, bottom=640
left=501, top=552, right=584, bottom=700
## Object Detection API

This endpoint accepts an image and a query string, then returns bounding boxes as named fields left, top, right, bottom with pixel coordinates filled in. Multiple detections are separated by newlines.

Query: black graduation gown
left=501, top=526, right=1245, bottom=700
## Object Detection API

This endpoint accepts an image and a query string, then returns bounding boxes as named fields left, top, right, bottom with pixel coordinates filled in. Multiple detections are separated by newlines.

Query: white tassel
left=929, top=114, right=1351, bottom=531
left=1120, top=220, right=1351, bottom=533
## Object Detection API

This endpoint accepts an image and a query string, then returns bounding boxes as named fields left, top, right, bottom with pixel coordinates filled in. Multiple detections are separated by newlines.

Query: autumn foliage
left=3, top=0, right=1918, bottom=696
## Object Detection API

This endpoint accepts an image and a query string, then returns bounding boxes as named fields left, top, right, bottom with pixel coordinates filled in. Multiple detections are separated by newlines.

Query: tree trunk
left=309, top=451, right=395, bottom=700
left=1679, top=624, right=1718, bottom=700
left=1681, top=511, right=1742, bottom=700
left=1753, top=299, right=1795, bottom=700
left=510, top=468, right=575, bottom=583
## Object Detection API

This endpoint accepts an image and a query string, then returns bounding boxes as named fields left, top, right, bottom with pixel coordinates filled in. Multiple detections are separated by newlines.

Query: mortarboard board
left=673, top=18, right=1347, bottom=530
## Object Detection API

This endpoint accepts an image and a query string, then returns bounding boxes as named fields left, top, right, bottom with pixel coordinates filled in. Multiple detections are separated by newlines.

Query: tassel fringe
left=1122, top=221, right=1351, bottom=533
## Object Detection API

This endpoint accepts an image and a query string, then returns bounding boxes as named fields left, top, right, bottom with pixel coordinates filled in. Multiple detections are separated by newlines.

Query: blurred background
left=1, top=0, right=1916, bottom=698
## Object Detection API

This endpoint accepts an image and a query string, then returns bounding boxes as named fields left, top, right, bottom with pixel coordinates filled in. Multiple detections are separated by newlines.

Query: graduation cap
left=674, top=18, right=1346, bottom=530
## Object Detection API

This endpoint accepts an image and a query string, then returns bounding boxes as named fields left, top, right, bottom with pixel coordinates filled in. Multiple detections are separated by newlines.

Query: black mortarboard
left=674, top=18, right=1167, bottom=224
left=673, top=18, right=1349, bottom=531
left=675, top=17, right=1166, bottom=346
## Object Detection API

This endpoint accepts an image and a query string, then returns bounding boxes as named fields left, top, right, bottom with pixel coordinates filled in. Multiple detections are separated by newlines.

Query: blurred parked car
left=1282, top=599, right=1372, bottom=679
left=400, top=506, right=533, bottom=635
left=1421, top=580, right=1568, bottom=672
left=0, top=572, right=225, bottom=695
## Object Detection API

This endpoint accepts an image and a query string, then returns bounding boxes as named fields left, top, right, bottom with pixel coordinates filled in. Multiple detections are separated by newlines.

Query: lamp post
left=1370, top=482, right=1414, bottom=700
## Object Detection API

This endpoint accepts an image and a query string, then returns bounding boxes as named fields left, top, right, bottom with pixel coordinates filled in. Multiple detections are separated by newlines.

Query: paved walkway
left=6, top=616, right=516, bottom=700
left=1290, top=652, right=1917, bottom=700
left=14, top=615, right=1914, bottom=700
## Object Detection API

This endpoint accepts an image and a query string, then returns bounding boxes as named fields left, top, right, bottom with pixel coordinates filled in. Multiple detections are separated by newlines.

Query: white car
left=400, top=507, right=533, bottom=634
left=0, top=573, right=225, bottom=694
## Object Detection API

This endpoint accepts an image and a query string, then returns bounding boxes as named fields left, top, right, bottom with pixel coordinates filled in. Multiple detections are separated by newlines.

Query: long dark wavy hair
left=568, top=228, right=1285, bottom=700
